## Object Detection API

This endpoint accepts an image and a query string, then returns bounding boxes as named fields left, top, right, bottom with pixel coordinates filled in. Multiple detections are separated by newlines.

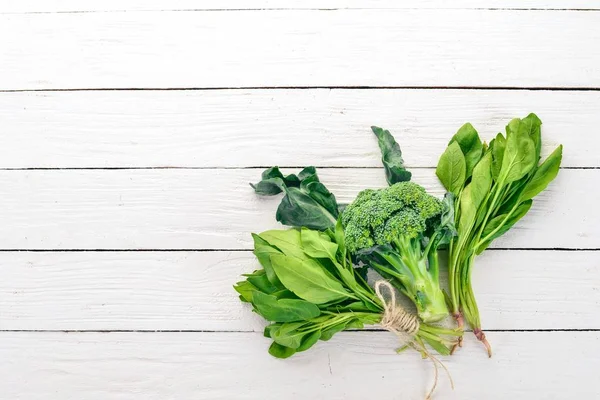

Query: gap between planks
left=3, top=86, right=600, bottom=93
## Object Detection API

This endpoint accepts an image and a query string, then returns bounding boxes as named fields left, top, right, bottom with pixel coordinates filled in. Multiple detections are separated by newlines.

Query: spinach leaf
left=469, top=151, right=492, bottom=209
left=233, top=280, right=258, bottom=303
left=300, top=227, right=339, bottom=261
left=491, top=133, right=506, bottom=181
left=251, top=291, right=321, bottom=322
left=501, top=118, right=537, bottom=183
left=297, top=330, right=321, bottom=352
left=521, top=145, right=563, bottom=201
left=450, top=122, right=483, bottom=178
left=252, top=233, right=283, bottom=285
left=270, top=322, right=310, bottom=349
left=270, top=253, right=355, bottom=304
left=252, top=166, right=339, bottom=231
left=246, top=270, right=283, bottom=294
left=268, top=342, right=296, bottom=359
left=436, top=141, right=467, bottom=195
left=250, top=166, right=300, bottom=195
left=320, top=321, right=348, bottom=341
left=476, top=200, right=533, bottom=254
left=371, top=126, right=412, bottom=185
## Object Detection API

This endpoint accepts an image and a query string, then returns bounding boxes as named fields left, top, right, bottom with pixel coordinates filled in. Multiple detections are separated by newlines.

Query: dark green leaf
left=436, top=141, right=466, bottom=195
left=297, top=330, right=321, bottom=352
left=268, top=342, right=296, bottom=359
left=276, top=187, right=338, bottom=231
left=252, top=167, right=339, bottom=231
left=250, top=167, right=300, bottom=195
left=270, top=253, right=353, bottom=304
left=491, top=133, right=506, bottom=181
left=371, top=126, right=412, bottom=185
left=251, top=291, right=321, bottom=322
left=450, top=122, right=483, bottom=178
left=521, top=145, right=563, bottom=201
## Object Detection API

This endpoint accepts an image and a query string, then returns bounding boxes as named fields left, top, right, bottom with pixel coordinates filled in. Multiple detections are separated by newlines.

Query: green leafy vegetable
left=234, top=226, right=461, bottom=359
left=251, top=166, right=339, bottom=230
left=436, top=113, right=563, bottom=356
left=436, top=141, right=466, bottom=195
left=371, top=126, right=412, bottom=184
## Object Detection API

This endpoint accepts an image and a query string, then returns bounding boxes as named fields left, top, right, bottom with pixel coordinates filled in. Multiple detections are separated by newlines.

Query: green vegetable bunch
left=436, top=113, right=562, bottom=356
left=234, top=225, right=461, bottom=358
left=341, top=182, right=455, bottom=323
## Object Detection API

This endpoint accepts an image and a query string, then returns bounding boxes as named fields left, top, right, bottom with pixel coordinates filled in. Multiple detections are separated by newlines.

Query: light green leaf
left=436, top=141, right=467, bottom=195
left=233, top=280, right=258, bottom=303
left=334, top=218, right=347, bottom=260
left=252, top=233, right=283, bottom=285
left=271, top=322, right=309, bottom=349
left=469, top=152, right=492, bottom=209
left=476, top=200, right=533, bottom=254
left=300, top=227, right=339, bottom=261
left=521, top=145, right=563, bottom=201
left=458, top=185, right=477, bottom=232
left=258, top=229, right=306, bottom=260
left=320, top=321, right=348, bottom=341
left=251, top=291, right=321, bottom=322
left=501, top=118, right=537, bottom=183
left=270, top=253, right=353, bottom=304
left=268, top=342, right=296, bottom=358
left=450, top=122, right=483, bottom=178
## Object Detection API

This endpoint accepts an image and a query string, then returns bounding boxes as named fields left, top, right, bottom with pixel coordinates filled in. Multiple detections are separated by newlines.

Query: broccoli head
left=342, top=182, right=443, bottom=253
left=341, top=182, right=454, bottom=323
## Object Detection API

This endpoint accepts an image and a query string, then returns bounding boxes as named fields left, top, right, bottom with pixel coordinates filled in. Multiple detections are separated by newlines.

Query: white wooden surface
left=1, top=2, right=599, bottom=399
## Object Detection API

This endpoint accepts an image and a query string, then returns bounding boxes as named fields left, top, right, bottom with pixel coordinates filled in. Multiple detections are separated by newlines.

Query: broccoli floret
left=343, top=182, right=443, bottom=253
left=341, top=182, right=454, bottom=323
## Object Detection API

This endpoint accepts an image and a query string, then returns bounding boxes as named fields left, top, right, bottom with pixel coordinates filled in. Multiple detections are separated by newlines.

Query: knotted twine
left=374, top=280, right=454, bottom=400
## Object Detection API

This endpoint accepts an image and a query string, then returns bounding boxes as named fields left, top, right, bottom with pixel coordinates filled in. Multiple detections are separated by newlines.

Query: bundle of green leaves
left=242, top=114, right=562, bottom=360
left=436, top=113, right=562, bottom=356
left=234, top=225, right=461, bottom=358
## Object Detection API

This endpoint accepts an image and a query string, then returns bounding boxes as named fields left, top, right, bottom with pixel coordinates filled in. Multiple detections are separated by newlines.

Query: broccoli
left=342, top=182, right=455, bottom=323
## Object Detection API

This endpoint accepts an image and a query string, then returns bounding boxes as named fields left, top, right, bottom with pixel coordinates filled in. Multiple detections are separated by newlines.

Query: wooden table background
left=1, top=1, right=599, bottom=399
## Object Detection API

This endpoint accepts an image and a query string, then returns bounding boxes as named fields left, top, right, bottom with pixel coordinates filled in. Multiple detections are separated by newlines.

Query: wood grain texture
left=2, top=331, right=599, bottom=399
left=1, top=250, right=598, bottom=331
left=4, top=0, right=599, bottom=13
left=1, top=10, right=599, bottom=90
left=0, top=168, right=588, bottom=250
left=0, top=89, right=591, bottom=168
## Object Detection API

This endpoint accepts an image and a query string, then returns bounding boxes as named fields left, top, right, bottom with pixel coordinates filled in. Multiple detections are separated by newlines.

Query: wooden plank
left=1, top=331, right=598, bottom=399
left=1, top=10, right=599, bottom=90
left=1, top=250, right=598, bottom=331
left=3, top=1, right=599, bottom=13
left=0, top=169, right=589, bottom=250
left=0, top=89, right=591, bottom=168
